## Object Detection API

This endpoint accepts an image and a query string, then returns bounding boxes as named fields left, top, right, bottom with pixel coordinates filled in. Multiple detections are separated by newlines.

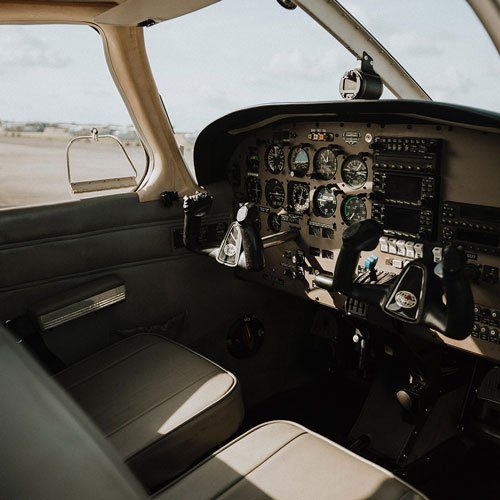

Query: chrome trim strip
left=38, top=285, right=126, bottom=331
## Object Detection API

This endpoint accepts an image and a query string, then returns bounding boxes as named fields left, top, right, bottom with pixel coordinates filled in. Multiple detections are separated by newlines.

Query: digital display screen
left=456, top=228, right=499, bottom=247
left=384, top=206, right=421, bottom=234
left=384, top=174, right=422, bottom=203
left=458, top=204, right=500, bottom=224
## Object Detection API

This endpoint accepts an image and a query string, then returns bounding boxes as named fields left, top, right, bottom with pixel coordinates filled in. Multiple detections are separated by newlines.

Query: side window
left=0, top=25, right=148, bottom=209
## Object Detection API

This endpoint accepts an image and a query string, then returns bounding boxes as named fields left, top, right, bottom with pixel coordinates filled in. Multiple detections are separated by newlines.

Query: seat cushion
left=158, top=421, right=427, bottom=500
left=56, top=334, right=243, bottom=492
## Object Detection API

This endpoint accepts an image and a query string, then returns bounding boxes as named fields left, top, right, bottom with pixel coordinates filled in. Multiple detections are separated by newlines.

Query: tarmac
left=0, top=135, right=148, bottom=209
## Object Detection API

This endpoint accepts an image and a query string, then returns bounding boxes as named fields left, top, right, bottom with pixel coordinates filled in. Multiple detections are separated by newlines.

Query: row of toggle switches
left=379, top=237, right=424, bottom=260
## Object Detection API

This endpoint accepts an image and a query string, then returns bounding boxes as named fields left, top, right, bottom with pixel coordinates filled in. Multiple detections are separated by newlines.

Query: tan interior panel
left=94, top=0, right=221, bottom=26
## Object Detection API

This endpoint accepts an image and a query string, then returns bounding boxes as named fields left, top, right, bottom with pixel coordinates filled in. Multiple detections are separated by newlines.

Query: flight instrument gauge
left=341, top=195, right=367, bottom=225
left=341, top=155, right=368, bottom=189
left=265, top=178, right=285, bottom=209
left=265, top=145, right=285, bottom=174
left=313, top=148, right=337, bottom=180
left=313, top=185, right=337, bottom=218
left=288, top=182, right=310, bottom=213
left=245, top=176, right=262, bottom=203
left=246, top=151, right=260, bottom=173
left=289, top=146, right=310, bottom=177
left=267, top=212, right=282, bottom=233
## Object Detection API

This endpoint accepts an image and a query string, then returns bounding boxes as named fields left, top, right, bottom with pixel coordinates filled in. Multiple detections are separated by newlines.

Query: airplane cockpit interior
left=1, top=1, right=499, bottom=499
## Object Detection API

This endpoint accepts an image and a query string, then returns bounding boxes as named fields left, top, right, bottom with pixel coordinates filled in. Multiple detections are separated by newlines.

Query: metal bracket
left=66, top=128, right=138, bottom=194
left=360, top=51, right=377, bottom=75
left=138, top=18, right=157, bottom=28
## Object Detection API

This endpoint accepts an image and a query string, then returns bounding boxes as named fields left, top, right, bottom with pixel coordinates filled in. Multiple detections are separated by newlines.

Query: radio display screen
left=458, top=204, right=500, bottom=224
left=384, top=206, right=421, bottom=234
left=456, top=228, right=499, bottom=247
left=384, top=174, right=422, bottom=203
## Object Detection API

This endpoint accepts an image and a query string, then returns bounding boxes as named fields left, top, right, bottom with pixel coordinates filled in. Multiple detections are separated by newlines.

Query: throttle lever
left=234, top=204, right=265, bottom=271
left=426, top=245, right=474, bottom=340
left=332, top=219, right=383, bottom=295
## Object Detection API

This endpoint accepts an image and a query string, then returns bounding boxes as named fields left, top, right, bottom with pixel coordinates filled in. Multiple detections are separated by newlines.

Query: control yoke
left=316, top=219, right=474, bottom=340
left=183, top=192, right=297, bottom=272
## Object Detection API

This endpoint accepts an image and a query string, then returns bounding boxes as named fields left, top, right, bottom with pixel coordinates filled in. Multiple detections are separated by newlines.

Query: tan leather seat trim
left=106, top=369, right=220, bottom=438
left=55, top=334, right=165, bottom=389
left=158, top=420, right=428, bottom=500
left=120, top=337, right=241, bottom=458
left=57, top=333, right=244, bottom=491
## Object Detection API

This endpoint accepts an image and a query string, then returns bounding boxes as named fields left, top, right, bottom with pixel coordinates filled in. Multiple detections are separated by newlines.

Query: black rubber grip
left=182, top=192, right=214, bottom=253
left=441, top=246, right=474, bottom=340
left=333, top=220, right=383, bottom=295
left=333, top=247, right=360, bottom=295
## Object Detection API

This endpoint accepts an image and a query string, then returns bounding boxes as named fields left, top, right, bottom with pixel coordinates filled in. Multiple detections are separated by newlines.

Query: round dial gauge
left=341, top=155, right=368, bottom=189
left=289, top=146, right=310, bottom=177
left=246, top=151, right=260, bottom=173
left=245, top=176, right=262, bottom=203
left=267, top=212, right=282, bottom=233
left=313, top=148, right=337, bottom=180
left=313, top=185, right=337, bottom=218
left=289, top=183, right=310, bottom=213
left=265, top=178, right=285, bottom=209
left=341, top=196, right=367, bottom=225
left=265, top=145, right=285, bottom=174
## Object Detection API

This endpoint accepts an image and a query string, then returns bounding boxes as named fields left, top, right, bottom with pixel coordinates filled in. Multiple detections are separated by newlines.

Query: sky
left=0, top=0, right=499, bottom=133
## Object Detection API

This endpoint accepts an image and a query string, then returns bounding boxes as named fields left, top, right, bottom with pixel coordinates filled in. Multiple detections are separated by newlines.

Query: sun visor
left=94, top=0, right=221, bottom=26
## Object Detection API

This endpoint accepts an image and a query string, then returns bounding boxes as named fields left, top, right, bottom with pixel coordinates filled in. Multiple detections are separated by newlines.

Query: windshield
left=146, top=0, right=498, bottom=177
left=338, top=0, right=500, bottom=111
left=146, top=0, right=391, bottom=175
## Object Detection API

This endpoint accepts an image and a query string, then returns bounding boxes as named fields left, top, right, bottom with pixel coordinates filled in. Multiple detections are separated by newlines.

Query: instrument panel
left=226, top=119, right=500, bottom=361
